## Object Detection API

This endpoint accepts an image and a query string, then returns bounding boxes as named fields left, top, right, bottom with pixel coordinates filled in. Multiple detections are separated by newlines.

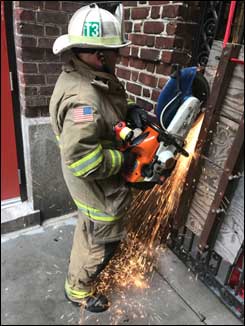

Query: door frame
left=3, top=1, right=27, bottom=202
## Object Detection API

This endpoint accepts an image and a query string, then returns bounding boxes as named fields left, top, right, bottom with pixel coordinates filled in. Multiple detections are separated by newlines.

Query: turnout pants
left=66, top=211, right=125, bottom=298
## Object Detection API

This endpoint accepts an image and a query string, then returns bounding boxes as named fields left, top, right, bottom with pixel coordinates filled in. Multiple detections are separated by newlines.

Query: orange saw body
left=125, top=126, right=160, bottom=183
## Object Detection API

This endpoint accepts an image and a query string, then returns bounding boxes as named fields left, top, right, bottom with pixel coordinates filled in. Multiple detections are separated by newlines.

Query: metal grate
left=168, top=226, right=244, bottom=322
left=191, top=1, right=227, bottom=67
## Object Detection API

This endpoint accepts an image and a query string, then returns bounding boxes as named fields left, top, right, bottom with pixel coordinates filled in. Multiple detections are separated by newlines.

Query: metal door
left=1, top=1, right=20, bottom=201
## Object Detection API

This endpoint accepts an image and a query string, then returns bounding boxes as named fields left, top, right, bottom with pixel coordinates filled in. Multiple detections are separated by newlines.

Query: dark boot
left=65, top=290, right=109, bottom=313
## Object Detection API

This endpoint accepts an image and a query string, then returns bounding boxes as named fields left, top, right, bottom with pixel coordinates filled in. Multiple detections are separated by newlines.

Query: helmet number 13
left=83, top=22, right=100, bottom=37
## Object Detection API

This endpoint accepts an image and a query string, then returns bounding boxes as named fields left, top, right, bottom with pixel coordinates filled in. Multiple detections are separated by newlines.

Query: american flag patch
left=71, top=106, right=94, bottom=123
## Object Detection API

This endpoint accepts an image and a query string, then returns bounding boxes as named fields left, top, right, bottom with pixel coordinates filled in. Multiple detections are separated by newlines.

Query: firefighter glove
left=122, top=150, right=137, bottom=174
left=126, top=105, right=148, bottom=129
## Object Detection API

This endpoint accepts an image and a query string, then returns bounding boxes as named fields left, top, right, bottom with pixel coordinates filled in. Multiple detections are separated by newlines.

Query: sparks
left=93, top=114, right=204, bottom=300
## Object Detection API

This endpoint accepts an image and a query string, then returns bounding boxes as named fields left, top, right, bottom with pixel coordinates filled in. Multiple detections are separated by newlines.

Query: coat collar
left=62, top=54, right=125, bottom=94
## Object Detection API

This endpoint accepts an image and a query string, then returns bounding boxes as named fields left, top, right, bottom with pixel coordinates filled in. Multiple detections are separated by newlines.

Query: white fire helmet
left=53, top=3, right=131, bottom=55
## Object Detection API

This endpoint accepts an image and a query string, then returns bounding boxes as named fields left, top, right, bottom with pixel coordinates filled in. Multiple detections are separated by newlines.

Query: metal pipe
left=223, top=1, right=237, bottom=48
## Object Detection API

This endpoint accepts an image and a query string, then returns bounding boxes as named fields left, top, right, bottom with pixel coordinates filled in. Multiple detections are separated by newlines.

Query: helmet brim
left=53, top=34, right=131, bottom=55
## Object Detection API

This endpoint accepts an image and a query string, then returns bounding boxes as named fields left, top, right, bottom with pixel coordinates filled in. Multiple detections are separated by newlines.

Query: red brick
left=166, top=22, right=177, bottom=35
left=124, top=8, right=131, bottom=20
left=131, top=7, right=150, bottom=19
left=17, top=23, right=44, bottom=36
left=125, top=21, right=133, bottom=33
left=17, top=61, right=38, bottom=73
left=117, top=67, right=131, bottom=80
left=146, top=63, right=155, bottom=73
left=19, top=73, right=45, bottom=85
left=161, top=51, right=173, bottom=63
left=39, top=86, right=55, bottom=95
left=129, top=58, right=146, bottom=70
left=121, top=57, right=129, bottom=66
left=44, top=2, right=61, bottom=11
left=131, top=46, right=139, bottom=58
left=149, top=1, right=170, bottom=4
left=151, top=6, right=161, bottom=19
left=37, top=11, right=67, bottom=25
left=132, top=71, right=139, bottom=82
left=127, top=82, right=142, bottom=96
left=139, top=73, right=158, bottom=88
left=16, top=47, right=45, bottom=61
left=134, top=23, right=142, bottom=32
left=156, top=63, right=172, bottom=75
left=25, top=96, right=48, bottom=107
left=15, top=1, right=43, bottom=9
left=46, top=75, right=59, bottom=84
left=161, top=51, right=191, bottom=65
left=38, top=63, right=62, bottom=74
left=15, top=9, right=35, bottom=22
left=136, top=98, right=153, bottom=111
left=61, top=2, right=83, bottom=13
left=158, top=77, right=168, bottom=89
left=19, top=85, right=38, bottom=96
left=143, top=88, right=151, bottom=98
left=45, top=49, right=59, bottom=62
left=123, top=1, right=138, bottom=7
left=15, top=36, right=37, bottom=48
left=119, top=47, right=130, bottom=57
left=146, top=36, right=155, bottom=47
left=156, top=37, right=175, bottom=49
left=38, top=37, right=55, bottom=48
left=144, top=22, right=165, bottom=34
left=162, top=5, right=183, bottom=18
left=151, top=89, right=161, bottom=102
left=140, top=48, right=160, bottom=61
left=45, top=26, right=60, bottom=36
left=24, top=106, right=49, bottom=118
left=129, top=34, right=155, bottom=47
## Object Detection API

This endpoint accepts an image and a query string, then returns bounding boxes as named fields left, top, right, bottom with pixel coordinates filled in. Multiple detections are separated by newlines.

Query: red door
left=1, top=1, right=20, bottom=201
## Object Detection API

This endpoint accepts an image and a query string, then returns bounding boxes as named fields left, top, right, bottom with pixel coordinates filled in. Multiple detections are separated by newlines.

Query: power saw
left=114, top=66, right=209, bottom=188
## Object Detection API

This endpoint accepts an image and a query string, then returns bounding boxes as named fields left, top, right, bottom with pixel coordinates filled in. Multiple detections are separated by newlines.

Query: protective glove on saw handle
left=126, top=105, right=148, bottom=129
left=121, top=150, right=137, bottom=174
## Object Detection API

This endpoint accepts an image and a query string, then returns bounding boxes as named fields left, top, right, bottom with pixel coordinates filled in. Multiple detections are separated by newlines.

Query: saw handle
left=148, top=121, right=189, bottom=157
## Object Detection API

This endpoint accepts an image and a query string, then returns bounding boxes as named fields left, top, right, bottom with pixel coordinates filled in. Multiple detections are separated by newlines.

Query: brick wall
left=13, top=1, right=84, bottom=117
left=117, top=1, right=200, bottom=112
left=13, top=1, right=200, bottom=117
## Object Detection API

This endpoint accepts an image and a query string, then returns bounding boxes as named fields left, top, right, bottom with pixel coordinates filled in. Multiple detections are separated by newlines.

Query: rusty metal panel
left=172, top=44, right=241, bottom=230
left=186, top=116, right=240, bottom=236
left=198, top=118, right=244, bottom=251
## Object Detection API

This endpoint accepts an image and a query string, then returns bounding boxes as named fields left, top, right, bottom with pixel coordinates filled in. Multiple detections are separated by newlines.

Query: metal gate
left=169, top=1, right=244, bottom=321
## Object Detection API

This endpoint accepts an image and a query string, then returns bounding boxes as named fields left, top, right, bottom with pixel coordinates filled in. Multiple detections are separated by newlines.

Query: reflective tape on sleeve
left=74, top=198, right=121, bottom=222
left=68, top=145, right=103, bottom=177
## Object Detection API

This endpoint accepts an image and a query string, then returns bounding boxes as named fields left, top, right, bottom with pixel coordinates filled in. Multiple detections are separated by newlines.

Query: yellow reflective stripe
left=108, top=150, right=116, bottom=176
left=68, top=145, right=104, bottom=177
left=74, top=199, right=121, bottom=222
left=69, top=145, right=102, bottom=169
left=69, top=35, right=122, bottom=46
left=65, top=280, right=93, bottom=299
left=114, top=151, right=123, bottom=174
left=73, top=155, right=103, bottom=177
left=108, top=150, right=123, bottom=176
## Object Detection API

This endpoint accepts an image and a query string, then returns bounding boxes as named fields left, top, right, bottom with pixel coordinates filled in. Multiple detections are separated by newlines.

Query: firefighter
left=49, top=3, right=147, bottom=313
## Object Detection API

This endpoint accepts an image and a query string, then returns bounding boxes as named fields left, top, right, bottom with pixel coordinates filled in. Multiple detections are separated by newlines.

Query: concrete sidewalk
left=1, top=214, right=242, bottom=325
